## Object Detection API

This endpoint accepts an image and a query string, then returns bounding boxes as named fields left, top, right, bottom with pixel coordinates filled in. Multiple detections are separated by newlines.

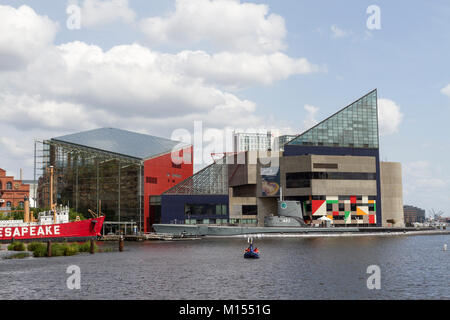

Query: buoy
left=444, top=244, right=447, bottom=251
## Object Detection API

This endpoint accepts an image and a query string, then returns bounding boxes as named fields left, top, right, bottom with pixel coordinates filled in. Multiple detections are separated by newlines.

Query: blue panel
left=284, top=145, right=382, bottom=226
left=161, top=194, right=229, bottom=224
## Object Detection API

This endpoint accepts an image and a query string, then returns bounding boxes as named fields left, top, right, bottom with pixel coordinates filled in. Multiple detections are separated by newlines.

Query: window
left=172, top=162, right=182, bottom=169
left=326, top=203, right=332, bottom=212
left=146, top=177, right=157, bottom=184
left=313, top=163, right=338, bottom=169
left=6, top=201, right=11, bottom=207
left=339, top=203, right=345, bottom=211
left=286, top=172, right=376, bottom=181
left=6, top=182, right=12, bottom=190
left=185, top=204, right=228, bottom=216
left=19, top=201, right=24, bottom=208
left=351, top=203, right=356, bottom=211
left=242, top=205, right=257, bottom=216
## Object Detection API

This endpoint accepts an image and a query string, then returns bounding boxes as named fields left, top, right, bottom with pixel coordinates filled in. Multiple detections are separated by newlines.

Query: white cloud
left=0, top=5, right=58, bottom=70
left=441, top=84, right=450, bottom=98
left=0, top=4, right=316, bottom=175
left=378, top=98, right=403, bottom=135
left=139, top=0, right=286, bottom=53
left=302, top=104, right=319, bottom=130
left=168, top=51, right=323, bottom=88
left=330, top=25, right=347, bottom=38
left=80, top=0, right=136, bottom=27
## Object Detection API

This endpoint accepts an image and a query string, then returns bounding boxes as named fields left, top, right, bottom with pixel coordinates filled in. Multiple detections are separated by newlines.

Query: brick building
left=0, top=168, right=30, bottom=209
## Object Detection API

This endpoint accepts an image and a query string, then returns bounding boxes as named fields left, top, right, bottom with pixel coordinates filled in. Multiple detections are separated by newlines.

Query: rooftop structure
left=36, top=128, right=193, bottom=232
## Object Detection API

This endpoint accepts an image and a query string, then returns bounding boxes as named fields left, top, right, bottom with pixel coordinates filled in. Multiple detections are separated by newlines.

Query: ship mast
left=49, top=166, right=56, bottom=222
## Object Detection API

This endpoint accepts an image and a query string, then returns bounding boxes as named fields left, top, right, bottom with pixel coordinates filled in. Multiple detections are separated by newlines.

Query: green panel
left=288, top=90, right=379, bottom=149
left=326, top=200, right=339, bottom=204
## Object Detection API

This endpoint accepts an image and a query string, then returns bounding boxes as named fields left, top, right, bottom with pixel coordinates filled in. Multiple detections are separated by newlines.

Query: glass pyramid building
left=163, top=160, right=228, bottom=195
left=288, top=89, right=379, bottom=149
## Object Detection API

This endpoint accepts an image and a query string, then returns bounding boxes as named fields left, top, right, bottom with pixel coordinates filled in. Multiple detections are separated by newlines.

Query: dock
left=99, top=233, right=202, bottom=241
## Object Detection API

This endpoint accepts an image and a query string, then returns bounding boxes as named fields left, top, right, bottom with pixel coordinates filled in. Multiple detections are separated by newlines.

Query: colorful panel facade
left=306, top=195, right=377, bottom=225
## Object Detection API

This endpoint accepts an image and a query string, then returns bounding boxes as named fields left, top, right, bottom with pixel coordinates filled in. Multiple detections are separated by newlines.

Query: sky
left=0, top=0, right=449, bottom=216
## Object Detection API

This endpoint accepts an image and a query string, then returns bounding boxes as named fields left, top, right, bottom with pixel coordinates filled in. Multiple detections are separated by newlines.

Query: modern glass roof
left=51, top=127, right=190, bottom=160
left=288, top=89, right=379, bottom=149
left=163, top=160, right=228, bottom=195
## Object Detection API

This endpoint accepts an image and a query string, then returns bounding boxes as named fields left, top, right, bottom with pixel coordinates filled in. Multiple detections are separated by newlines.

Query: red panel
left=333, top=211, right=339, bottom=216
left=369, top=215, right=375, bottom=224
left=143, top=146, right=194, bottom=232
left=0, top=216, right=105, bottom=241
left=311, top=200, right=325, bottom=215
left=350, top=196, right=356, bottom=204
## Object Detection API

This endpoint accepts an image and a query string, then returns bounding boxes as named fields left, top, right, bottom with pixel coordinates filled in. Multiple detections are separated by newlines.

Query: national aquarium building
left=160, top=89, right=404, bottom=228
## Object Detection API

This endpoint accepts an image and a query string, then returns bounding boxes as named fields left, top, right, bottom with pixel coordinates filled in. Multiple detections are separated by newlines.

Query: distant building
left=403, top=205, right=426, bottom=225
left=233, top=131, right=272, bottom=152
left=0, top=168, right=30, bottom=210
left=22, top=180, right=37, bottom=207
left=233, top=132, right=298, bottom=152
left=276, top=135, right=298, bottom=151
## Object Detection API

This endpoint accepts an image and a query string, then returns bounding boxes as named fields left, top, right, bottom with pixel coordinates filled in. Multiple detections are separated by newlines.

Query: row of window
left=0, top=201, right=23, bottom=208
left=184, top=204, right=228, bottom=216
left=0, top=182, right=13, bottom=190
left=286, top=171, right=376, bottom=188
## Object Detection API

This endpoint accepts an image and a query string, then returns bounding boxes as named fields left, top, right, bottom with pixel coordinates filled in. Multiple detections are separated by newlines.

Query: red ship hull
left=0, top=216, right=105, bottom=242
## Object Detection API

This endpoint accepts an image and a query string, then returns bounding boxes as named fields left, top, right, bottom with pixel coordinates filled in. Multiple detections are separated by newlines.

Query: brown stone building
left=0, top=168, right=30, bottom=209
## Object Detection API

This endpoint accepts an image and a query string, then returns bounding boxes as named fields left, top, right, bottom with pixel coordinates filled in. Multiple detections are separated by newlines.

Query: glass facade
left=37, top=141, right=143, bottom=224
left=289, top=90, right=379, bottom=148
left=163, top=161, right=228, bottom=195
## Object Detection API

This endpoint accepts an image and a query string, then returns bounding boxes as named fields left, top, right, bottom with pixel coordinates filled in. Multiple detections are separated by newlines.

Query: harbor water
left=0, top=234, right=449, bottom=299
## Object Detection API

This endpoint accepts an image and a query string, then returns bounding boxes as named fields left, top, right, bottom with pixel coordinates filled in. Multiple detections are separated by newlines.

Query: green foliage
left=32, top=243, right=47, bottom=257
left=7, top=242, right=26, bottom=251
left=0, top=208, right=24, bottom=220
left=30, top=241, right=98, bottom=257
left=27, top=242, right=45, bottom=252
left=69, top=208, right=86, bottom=221
left=4, top=252, right=31, bottom=259
left=78, top=241, right=98, bottom=253
left=64, top=243, right=79, bottom=256
left=50, top=243, right=66, bottom=256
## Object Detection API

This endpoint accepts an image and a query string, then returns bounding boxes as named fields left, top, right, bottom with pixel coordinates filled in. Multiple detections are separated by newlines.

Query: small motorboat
left=244, top=239, right=260, bottom=259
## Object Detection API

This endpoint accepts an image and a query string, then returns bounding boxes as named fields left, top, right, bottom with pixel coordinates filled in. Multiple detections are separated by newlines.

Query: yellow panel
left=327, top=215, right=333, bottom=220
left=368, top=200, right=375, bottom=204
left=357, top=207, right=368, bottom=216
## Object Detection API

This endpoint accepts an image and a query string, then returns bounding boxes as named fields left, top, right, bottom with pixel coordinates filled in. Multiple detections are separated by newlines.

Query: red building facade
left=143, top=146, right=193, bottom=232
left=0, top=168, right=30, bottom=209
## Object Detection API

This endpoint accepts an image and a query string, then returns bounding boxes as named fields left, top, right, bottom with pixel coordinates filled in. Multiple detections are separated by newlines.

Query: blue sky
left=0, top=0, right=449, bottom=215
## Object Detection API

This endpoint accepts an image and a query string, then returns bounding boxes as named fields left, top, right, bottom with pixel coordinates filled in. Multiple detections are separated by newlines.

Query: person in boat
left=254, top=248, right=259, bottom=253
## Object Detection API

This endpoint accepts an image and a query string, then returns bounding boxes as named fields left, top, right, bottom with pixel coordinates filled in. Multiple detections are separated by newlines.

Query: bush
left=4, top=252, right=31, bottom=259
left=64, top=244, right=79, bottom=256
left=78, top=241, right=98, bottom=253
left=27, top=242, right=45, bottom=252
left=32, top=243, right=48, bottom=257
left=7, top=242, right=26, bottom=251
left=50, top=243, right=66, bottom=256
